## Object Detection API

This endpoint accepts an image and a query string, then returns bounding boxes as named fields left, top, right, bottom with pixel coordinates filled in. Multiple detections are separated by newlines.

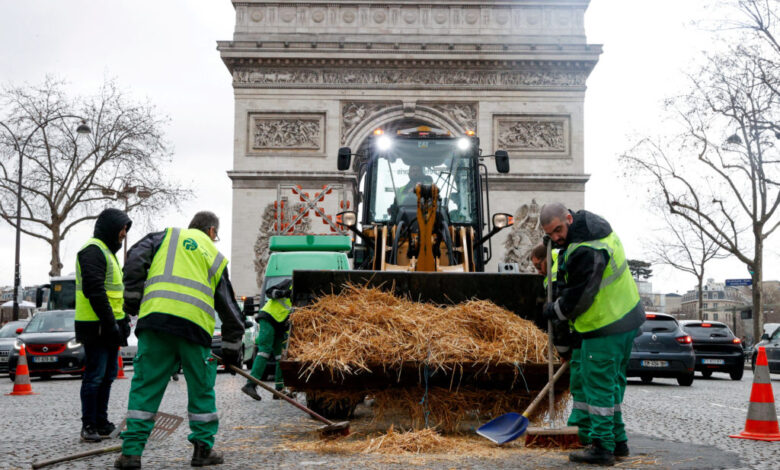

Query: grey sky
left=0, top=0, right=777, bottom=295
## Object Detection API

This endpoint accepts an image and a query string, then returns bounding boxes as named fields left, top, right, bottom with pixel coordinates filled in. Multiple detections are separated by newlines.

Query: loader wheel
left=305, top=392, right=359, bottom=420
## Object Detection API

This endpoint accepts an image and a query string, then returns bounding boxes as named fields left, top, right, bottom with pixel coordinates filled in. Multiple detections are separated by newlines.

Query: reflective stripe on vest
left=261, top=298, right=292, bottom=323
left=75, top=238, right=125, bottom=322
left=543, top=249, right=559, bottom=289
left=562, top=232, right=641, bottom=334
left=139, top=228, right=228, bottom=337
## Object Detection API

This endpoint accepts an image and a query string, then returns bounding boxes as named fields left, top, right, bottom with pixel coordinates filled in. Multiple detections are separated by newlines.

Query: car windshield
left=0, top=322, right=25, bottom=338
left=368, top=137, right=477, bottom=224
left=640, top=317, right=678, bottom=333
left=685, top=323, right=731, bottom=339
left=24, top=311, right=75, bottom=333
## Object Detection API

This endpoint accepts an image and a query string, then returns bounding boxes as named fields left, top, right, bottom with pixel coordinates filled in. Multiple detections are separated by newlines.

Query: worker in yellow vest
left=75, top=208, right=132, bottom=443
left=241, top=279, right=293, bottom=401
left=115, top=212, right=245, bottom=469
left=541, top=203, right=644, bottom=466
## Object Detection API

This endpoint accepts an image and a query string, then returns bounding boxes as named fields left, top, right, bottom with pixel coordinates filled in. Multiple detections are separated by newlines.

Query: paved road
left=0, top=368, right=778, bottom=469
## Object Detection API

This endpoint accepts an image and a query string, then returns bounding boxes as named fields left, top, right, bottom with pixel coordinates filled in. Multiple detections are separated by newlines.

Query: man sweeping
left=241, top=279, right=293, bottom=401
left=540, top=203, right=644, bottom=466
left=115, top=211, right=245, bottom=469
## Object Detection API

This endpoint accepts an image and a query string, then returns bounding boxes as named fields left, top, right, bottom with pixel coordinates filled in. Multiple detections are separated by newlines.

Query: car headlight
left=67, top=339, right=82, bottom=349
left=14, top=338, right=23, bottom=350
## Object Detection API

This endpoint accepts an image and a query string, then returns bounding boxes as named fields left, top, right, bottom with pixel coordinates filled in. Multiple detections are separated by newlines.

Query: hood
left=94, top=208, right=132, bottom=253
left=18, top=332, right=76, bottom=344
left=566, top=210, right=612, bottom=245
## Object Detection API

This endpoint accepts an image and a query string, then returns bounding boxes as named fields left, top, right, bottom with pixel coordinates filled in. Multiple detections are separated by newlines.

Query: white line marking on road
left=710, top=403, right=726, bottom=408
left=671, top=395, right=684, bottom=399
left=729, top=407, right=747, bottom=412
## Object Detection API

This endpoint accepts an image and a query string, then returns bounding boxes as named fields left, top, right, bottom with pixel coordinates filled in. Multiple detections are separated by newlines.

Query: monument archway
left=219, top=0, right=601, bottom=296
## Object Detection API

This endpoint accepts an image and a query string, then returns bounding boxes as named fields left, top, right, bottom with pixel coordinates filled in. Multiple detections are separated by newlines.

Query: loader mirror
left=338, top=210, right=358, bottom=228
left=337, top=147, right=352, bottom=171
left=492, top=213, right=514, bottom=229
left=495, top=150, right=509, bottom=173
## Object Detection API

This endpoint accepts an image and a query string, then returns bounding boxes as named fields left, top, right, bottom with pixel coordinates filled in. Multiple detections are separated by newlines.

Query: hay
left=288, top=284, right=555, bottom=379
left=362, top=425, right=446, bottom=454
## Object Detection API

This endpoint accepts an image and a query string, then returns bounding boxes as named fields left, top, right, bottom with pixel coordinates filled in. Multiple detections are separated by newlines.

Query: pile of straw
left=288, top=284, right=553, bottom=379
left=362, top=425, right=446, bottom=454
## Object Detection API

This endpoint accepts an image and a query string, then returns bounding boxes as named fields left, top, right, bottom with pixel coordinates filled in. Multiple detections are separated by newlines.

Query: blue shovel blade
left=476, top=412, right=529, bottom=444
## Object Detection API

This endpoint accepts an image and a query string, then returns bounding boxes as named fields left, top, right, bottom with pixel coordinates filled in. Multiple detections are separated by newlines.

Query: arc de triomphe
left=218, top=0, right=601, bottom=296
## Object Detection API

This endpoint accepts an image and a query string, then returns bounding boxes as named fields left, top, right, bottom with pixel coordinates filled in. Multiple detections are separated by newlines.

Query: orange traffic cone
left=730, top=346, right=780, bottom=441
left=116, top=347, right=127, bottom=379
left=6, top=345, right=37, bottom=396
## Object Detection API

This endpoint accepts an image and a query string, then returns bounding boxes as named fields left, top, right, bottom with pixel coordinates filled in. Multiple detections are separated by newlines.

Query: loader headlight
left=457, top=137, right=471, bottom=150
left=338, top=211, right=357, bottom=228
left=376, top=135, right=393, bottom=151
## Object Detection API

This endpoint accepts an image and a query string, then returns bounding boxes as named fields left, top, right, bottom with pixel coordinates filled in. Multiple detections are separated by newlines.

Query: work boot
left=569, top=442, right=616, bottom=466
left=80, top=424, right=102, bottom=443
left=613, top=441, right=630, bottom=459
left=272, top=389, right=295, bottom=400
left=191, top=440, right=224, bottom=467
left=114, top=454, right=142, bottom=469
left=97, top=421, right=117, bottom=438
left=241, top=383, right=262, bottom=401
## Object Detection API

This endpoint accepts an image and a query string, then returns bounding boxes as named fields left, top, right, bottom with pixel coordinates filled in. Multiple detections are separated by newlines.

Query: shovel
left=31, top=412, right=183, bottom=469
left=476, top=361, right=569, bottom=444
left=212, top=354, right=350, bottom=436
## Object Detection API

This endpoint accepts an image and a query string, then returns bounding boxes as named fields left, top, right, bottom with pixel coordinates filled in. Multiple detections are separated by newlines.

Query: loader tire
left=305, top=392, right=359, bottom=420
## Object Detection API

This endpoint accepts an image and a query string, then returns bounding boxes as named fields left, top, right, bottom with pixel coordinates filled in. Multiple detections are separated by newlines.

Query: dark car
left=627, top=312, right=696, bottom=386
left=751, top=325, right=780, bottom=373
left=0, top=320, right=29, bottom=374
left=680, top=320, right=745, bottom=380
left=8, top=310, right=85, bottom=381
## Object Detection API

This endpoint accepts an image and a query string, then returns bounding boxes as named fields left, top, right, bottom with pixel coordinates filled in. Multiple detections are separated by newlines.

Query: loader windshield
left=368, top=137, right=478, bottom=225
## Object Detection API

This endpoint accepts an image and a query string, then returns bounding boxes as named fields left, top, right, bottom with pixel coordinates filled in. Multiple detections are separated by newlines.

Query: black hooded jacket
left=75, top=208, right=132, bottom=346
left=552, top=210, right=644, bottom=338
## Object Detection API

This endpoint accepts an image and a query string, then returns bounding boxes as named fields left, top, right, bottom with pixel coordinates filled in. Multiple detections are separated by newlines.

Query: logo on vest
left=183, top=238, right=198, bottom=250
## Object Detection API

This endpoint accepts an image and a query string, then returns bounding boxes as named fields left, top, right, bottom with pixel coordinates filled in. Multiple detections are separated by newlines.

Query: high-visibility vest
left=543, top=249, right=559, bottom=289
left=261, top=297, right=292, bottom=323
left=562, top=231, right=641, bottom=334
left=139, top=228, right=228, bottom=337
left=75, top=238, right=125, bottom=322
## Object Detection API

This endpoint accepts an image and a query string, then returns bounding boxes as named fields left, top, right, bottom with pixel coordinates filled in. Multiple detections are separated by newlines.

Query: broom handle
left=546, top=238, right=554, bottom=420
left=31, top=444, right=122, bottom=469
left=523, top=361, right=570, bottom=418
left=212, top=354, right=336, bottom=427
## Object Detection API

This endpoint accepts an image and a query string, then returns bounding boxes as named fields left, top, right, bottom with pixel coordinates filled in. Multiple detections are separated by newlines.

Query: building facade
left=680, top=278, right=747, bottom=326
left=218, top=0, right=601, bottom=295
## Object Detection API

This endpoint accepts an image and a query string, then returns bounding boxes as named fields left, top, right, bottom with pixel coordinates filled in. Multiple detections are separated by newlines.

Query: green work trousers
left=566, top=347, right=591, bottom=445
left=121, top=329, right=218, bottom=456
left=580, top=328, right=637, bottom=452
left=248, top=318, right=287, bottom=391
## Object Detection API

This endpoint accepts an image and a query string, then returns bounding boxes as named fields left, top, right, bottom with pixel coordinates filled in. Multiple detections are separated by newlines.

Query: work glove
left=101, top=322, right=122, bottom=345
left=220, top=346, right=242, bottom=375
left=542, top=301, right=561, bottom=322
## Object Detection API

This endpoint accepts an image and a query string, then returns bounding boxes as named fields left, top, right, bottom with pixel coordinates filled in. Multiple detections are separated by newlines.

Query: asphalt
left=0, top=368, right=777, bottom=470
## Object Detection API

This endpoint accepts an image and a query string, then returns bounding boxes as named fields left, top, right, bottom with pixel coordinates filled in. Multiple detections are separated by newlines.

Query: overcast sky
left=0, top=0, right=777, bottom=295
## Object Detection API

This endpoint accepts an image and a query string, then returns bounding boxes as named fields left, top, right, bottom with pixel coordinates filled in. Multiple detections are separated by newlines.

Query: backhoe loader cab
left=337, top=127, right=512, bottom=272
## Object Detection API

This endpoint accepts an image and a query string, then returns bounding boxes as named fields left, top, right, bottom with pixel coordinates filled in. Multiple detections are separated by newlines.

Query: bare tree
left=622, top=0, right=780, bottom=342
left=0, top=78, right=190, bottom=276
left=649, top=209, right=728, bottom=320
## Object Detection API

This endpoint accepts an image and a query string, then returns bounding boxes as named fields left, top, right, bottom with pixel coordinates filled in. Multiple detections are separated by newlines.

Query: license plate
left=642, top=360, right=669, bottom=367
left=702, top=358, right=725, bottom=365
left=0, top=357, right=8, bottom=363
left=32, top=356, right=57, bottom=363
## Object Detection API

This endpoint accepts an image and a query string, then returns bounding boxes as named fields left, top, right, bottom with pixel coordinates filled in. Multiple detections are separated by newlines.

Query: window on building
left=719, top=292, right=725, bottom=299
left=714, top=313, right=719, bottom=321
left=702, top=303, right=708, bottom=309
left=703, top=313, right=708, bottom=320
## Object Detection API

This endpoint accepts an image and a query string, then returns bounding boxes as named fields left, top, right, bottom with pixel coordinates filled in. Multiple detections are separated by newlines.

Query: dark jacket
left=75, top=209, right=132, bottom=346
left=552, top=210, right=644, bottom=339
left=122, top=229, right=245, bottom=349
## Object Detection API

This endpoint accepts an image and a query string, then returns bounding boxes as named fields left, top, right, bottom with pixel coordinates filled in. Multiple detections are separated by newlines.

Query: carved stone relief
left=341, top=101, right=399, bottom=144
left=234, top=67, right=588, bottom=90
left=503, top=199, right=543, bottom=273
left=424, top=102, right=478, bottom=132
left=248, top=113, right=324, bottom=153
left=494, top=115, right=570, bottom=156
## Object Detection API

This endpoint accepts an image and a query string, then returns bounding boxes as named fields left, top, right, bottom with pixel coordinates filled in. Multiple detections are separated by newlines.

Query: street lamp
left=0, top=115, right=84, bottom=321
left=101, top=184, right=151, bottom=261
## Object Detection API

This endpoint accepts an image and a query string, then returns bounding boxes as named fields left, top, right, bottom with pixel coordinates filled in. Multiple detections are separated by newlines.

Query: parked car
left=627, top=312, right=695, bottom=386
left=7, top=310, right=85, bottom=381
left=751, top=325, right=780, bottom=373
left=0, top=320, right=29, bottom=374
left=680, top=320, right=744, bottom=380
left=210, top=315, right=258, bottom=372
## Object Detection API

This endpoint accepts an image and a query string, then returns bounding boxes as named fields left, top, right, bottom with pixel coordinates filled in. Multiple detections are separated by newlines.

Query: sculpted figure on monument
left=503, top=199, right=543, bottom=273
left=253, top=118, right=320, bottom=150
left=498, top=120, right=565, bottom=151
